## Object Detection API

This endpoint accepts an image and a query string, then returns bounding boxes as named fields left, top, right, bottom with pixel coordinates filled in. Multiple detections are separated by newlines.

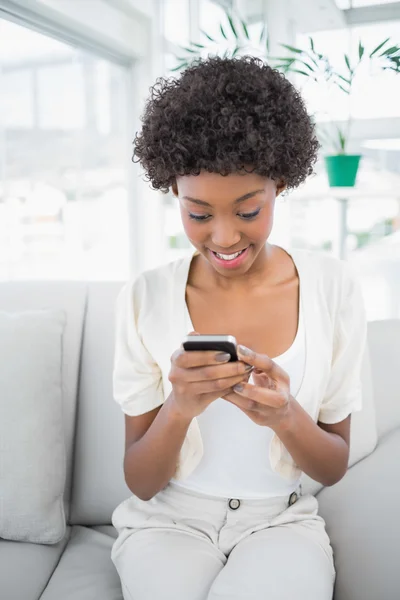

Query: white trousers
left=111, top=481, right=335, bottom=600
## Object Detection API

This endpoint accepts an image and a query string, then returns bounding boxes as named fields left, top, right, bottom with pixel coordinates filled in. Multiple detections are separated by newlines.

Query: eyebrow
left=182, top=189, right=265, bottom=207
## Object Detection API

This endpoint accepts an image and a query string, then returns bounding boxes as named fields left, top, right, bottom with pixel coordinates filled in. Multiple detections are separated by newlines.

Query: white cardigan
left=112, top=246, right=367, bottom=481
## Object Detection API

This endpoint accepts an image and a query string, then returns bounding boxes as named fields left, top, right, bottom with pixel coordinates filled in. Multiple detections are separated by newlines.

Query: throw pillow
left=0, top=309, right=67, bottom=543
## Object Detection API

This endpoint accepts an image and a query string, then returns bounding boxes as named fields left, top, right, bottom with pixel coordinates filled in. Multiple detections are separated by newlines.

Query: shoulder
left=290, top=248, right=365, bottom=327
left=118, top=253, right=190, bottom=314
left=291, top=247, right=357, bottom=293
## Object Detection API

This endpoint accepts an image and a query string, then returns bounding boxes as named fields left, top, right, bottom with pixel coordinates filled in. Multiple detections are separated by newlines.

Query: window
left=164, top=0, right=190, bottom=46
left=296, top=21, right=400, bottom=121
left=0, top=19, right=130, bottom=281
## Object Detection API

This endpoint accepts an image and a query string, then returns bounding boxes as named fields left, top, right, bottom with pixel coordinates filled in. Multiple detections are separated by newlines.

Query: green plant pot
left=324, top=155, right=362, bottom=187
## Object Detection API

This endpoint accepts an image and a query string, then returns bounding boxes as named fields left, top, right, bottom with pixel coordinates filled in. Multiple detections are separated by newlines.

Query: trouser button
left=228, top=499, right=241, bottom=510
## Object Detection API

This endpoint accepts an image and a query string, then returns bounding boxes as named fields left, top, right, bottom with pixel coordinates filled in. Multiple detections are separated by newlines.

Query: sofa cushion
left=0, top=309, right=67, bottom=543
left=70, top=282, right=131, bottom=525
left=0, top=282, right=87, bottom=523
left=317, top=428, right=400, bottom=600
left=92, top=525, right=118, bottom=539
left=0, top=528, right=70, bottom=600
left=40, top=526, right=123, bottom=600
left=302, top=339, right=377, bottom=496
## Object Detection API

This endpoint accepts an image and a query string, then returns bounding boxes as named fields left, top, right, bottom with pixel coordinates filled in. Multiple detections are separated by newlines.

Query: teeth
left=215, top=249, right=245, bottom=261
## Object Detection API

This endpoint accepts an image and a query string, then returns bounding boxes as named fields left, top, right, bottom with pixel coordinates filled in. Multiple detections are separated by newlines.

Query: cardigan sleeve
left=318, top=262, right=367, bottom=424
left=112, top=276, right=164, bottom=416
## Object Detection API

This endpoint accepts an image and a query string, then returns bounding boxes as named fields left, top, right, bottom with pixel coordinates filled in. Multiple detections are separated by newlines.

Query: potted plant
left=170, top=10, right=270, bottom=72
left=275, top=37, right=400, bottom=186
left=171, top=10, right=399, bottom=188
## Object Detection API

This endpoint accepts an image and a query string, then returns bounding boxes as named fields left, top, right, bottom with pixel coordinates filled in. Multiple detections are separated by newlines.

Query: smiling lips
left=209, top=246, right=250, bottom=268
left=212, top=248, right=247, bottom=261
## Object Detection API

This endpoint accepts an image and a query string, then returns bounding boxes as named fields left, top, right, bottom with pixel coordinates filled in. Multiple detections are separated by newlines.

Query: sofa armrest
left=367, top=320, right=400, bottom=439
left=316, top=427, right=400, bottom=600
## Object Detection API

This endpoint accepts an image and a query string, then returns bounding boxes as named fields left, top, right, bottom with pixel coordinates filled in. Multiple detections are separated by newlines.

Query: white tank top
left=171, top=298, right=306, bottom=499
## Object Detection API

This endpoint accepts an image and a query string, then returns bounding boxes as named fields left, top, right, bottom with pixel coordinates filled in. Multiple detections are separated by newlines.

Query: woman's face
left=172, top=170, right=285, bottom=277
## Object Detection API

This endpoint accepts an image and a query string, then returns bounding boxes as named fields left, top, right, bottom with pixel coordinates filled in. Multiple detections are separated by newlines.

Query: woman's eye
left=239, top=209, right=261, bottom=220
left=188, top=213, right=211, bottom=221
left=188, top=208, right=261, bottom=222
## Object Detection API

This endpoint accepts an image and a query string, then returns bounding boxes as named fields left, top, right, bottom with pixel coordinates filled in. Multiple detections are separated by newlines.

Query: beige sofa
left=0, top=279, right=399, bottom=600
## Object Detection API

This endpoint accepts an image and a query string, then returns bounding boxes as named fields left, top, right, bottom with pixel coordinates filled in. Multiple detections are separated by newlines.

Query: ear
left=276, top=179, right=286, bottom=197
left=171, top=180, right=178, bottom=197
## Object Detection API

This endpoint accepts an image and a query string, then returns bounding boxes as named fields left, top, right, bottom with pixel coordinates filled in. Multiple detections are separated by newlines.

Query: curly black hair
left=133, top=55, right=320, bottom=193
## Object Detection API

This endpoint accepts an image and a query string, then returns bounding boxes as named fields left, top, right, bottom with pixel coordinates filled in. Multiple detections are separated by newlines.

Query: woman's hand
left=167, top=333, right=253, bottom=421
left=222, top=344, right=292, bottom=429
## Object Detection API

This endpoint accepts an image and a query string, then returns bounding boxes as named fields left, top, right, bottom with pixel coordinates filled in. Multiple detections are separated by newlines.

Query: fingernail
left=233, top=384, right=243, bottom=392
left=244, top=364, right=253, bottom=371
left=238, top=345, right=251, bottom=356
left=216, top=352, right=231, bottom=362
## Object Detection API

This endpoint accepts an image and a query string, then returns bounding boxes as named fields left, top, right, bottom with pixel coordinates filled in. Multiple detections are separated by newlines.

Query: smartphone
left=183, top=334, right=238, bottom=362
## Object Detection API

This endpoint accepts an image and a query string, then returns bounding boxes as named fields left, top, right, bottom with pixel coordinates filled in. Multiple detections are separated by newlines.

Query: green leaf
left=226, top=13, right=238, bottom=39
left=241, top=19, right=250, bottom=40
left=303, top=51, right=320, bottom=69
left=291, top=69, right=311, bottom=77
left=200, top=29, right=216, bottom=42
left=170, top=63, right=188, bottom=72
left=284, top=57, right=315, bottom=72
left=337, top=74, right=351, bottom=85
left=281, top=43, right=304, bottom=54
left=270, top=56, right=295, bottom=62
left=181, top=46, right=197, bottom=54
left=369, top=37, right=390, bottom=57
left=259, top=24, right=266, bottom=43
left=380, top=45, right=399, bottom=56
left=309, top=36, right=315, bottom=52
left=295, top=58, right=315, bottom=72
left=189, top=41, right=205, bottom=49
left=338, top=128, right=346, bottom=151
left=337, top=83, right=350, bottom=94
left=358, top=40, right=364, bottom=60
left=344, top=54, right=352, bottom=72
left=232, top=45, right=240, bottom=58
left=283, top=56, right=316, bottom=71
left=220, top=23, right=228, bottom=40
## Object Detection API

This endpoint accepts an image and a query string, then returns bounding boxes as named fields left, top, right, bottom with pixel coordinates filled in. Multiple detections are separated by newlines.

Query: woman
left=111, top=56, right=367, bottom=600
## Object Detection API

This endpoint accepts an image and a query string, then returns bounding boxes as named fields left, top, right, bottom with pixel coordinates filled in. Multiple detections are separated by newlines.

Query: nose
left=211, top=221, right=241, bottom=250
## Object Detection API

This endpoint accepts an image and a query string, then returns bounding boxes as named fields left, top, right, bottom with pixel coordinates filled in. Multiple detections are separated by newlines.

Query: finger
left=187, top=372, right=253, bottom=395
left=252, top=370, right=277, bottom=390
left=172, top=348, right=231, bottom=368
left=237, top=345, right=289, bottom=384
left=222, top=390, right=262, bottom=413
left=232, top=381, right=288, bottom=408
left=170, top=361, right=252, bottom=383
